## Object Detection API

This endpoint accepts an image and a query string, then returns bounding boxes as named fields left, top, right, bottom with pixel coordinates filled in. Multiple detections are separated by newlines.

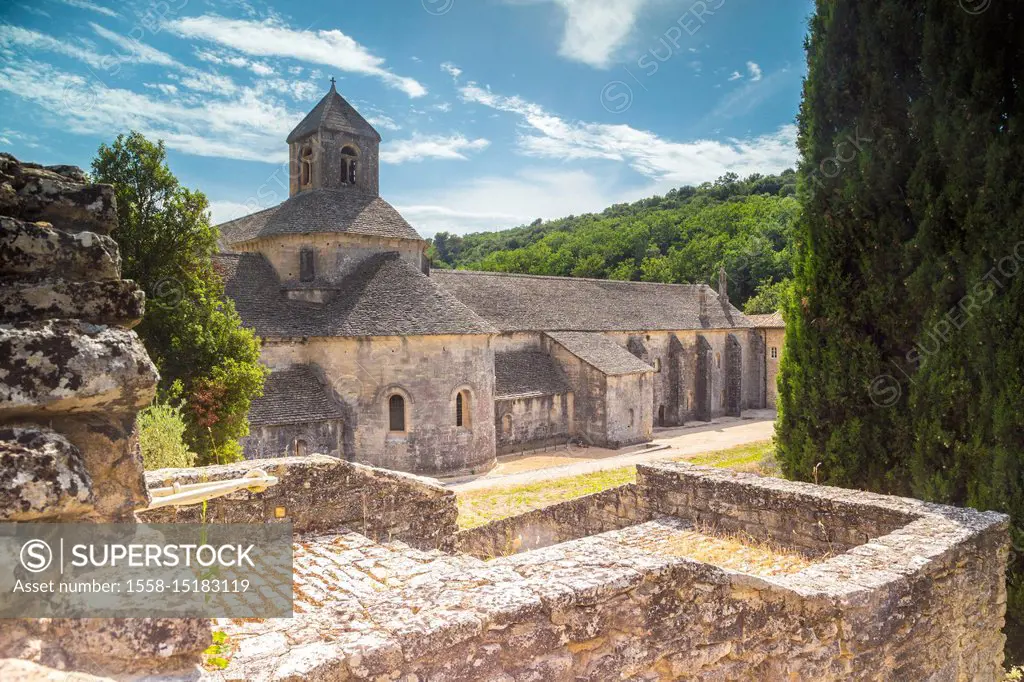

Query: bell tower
left=287, top=79, right=382, bottom=197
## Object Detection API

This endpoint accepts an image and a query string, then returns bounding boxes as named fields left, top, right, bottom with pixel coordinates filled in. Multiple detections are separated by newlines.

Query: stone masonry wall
left=209, top=461, right=1008, bottom=681
left=141, top=454, right=458, bottom=550
left=0, top=153, right=209, bottom=676
left=455, top=483, right=648, bottom=558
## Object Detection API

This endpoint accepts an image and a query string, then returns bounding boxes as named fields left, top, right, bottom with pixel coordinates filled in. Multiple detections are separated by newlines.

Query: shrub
left=138, top=402, right=196, bottom=470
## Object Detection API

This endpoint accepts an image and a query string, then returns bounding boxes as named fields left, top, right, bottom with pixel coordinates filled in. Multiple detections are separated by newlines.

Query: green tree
left=777, top=0, right=1024, bottom=619
left=92, top=132, right=267, bottom=465
left=776, top=0, right=924, bottom=493
left=743, top=279, right=791, bottom=315
left=901, top=0, right=1024, bottom=611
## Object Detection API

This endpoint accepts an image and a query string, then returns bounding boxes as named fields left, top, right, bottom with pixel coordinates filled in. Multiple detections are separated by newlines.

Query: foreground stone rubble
left=0, top=154, right=209, bottom=676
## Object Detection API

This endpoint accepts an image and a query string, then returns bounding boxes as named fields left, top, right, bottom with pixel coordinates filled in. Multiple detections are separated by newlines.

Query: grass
left=457, top=440, right=777, bottom=529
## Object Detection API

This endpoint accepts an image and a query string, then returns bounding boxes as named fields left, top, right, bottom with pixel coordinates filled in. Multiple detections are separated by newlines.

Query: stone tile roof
left=214, top=251, right=497, bottom=338
left=546, top=331, right=654, bottom=376
left=494, top=350, right=571, bottom=399
left=287, top=83, right=381, bottom=143
left=746, top=311, right=785, bottom=328
left=249, top=366, right=343, bottom=426
left=216, top=189, right=423, bottom=246
left=432, top=270, right=752, bottom=332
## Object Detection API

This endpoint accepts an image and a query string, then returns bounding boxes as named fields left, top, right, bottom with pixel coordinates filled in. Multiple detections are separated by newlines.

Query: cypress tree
left=780, top=0, right=1024, bottom=617
left=777, top=1, right=925, bottom=493
left=905, top=1, right=1024, bottom=605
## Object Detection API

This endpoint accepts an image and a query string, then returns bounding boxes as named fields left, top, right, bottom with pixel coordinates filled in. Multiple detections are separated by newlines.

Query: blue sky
left=0, top=0, right=812, bottom=235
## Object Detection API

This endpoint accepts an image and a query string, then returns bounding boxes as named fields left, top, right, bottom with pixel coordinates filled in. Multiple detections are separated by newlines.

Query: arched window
left=455, top=391, right=470, bottom=427
left=299, top=145, right=313, bottom=187
left=653, top=358, right=662, bottom=373
left=341, top=145, right=358, bottom=186
left=502, top=414, right=512, bottom=437
left=388, top=394, right=406, bottom=432
left=294, top=439, right=307, bottom=457
left=715, top=353, right=721, bottom=369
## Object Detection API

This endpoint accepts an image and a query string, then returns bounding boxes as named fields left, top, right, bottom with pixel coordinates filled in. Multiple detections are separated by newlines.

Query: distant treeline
left=427, top=170, right=798, bottom=313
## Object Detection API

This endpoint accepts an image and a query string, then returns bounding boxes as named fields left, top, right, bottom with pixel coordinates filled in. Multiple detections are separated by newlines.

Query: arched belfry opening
left=341, top=145, right=359, bottom=186
left=299, top=144, right=313, bottom=189
left=287, top=79, right=383, bottom=197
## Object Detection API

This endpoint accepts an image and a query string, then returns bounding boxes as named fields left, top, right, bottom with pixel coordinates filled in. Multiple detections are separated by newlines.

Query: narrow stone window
left=653, top=358, right=662, bottom=373
left=300, top=145, right=313, bottom=188
left=771, top=347, right=778, bottom=359
left=455, top=391, right=470, bottom=427
left=658, top=405, right=665, bottom=426
left=299, top=247, right=315, bottom=282
left=629, top=409, right=635, bottom=427
left=389, top=394, right=406, bottom=432
left=341, top=145, right=358, bottom=186
left=502, top=413, right=512, bottom=437
left=716, top=353, right=722, bottom=369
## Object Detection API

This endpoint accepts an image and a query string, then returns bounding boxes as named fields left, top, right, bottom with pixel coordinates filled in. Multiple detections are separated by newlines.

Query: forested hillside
left=427, top=171, right=799, bottom=313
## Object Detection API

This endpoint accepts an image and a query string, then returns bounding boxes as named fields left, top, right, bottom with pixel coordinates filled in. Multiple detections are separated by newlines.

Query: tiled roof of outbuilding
left=494, top=350, right=571, bottom=399
left=746, top=311, right=785, bottom=328
left=432, top=270, right=752, bottom=332
left=214, top=252, right=497, bottom=338
left=249, top=366, right=343, bottom=426
left=545, top=332, right=654, bottom=376
left=216, top=189, right=423, bottom=246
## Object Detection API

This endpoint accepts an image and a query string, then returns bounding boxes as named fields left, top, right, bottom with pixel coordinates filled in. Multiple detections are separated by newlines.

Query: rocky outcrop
left=0, top=426, right=93, bottom=521
left=0, top=154, right=116, bottom=234
left=0, top=152, right=209, bottom=675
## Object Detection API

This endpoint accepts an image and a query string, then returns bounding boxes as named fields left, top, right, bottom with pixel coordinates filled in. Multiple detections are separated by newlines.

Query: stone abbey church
left=217, top=84, right=780, bottom=476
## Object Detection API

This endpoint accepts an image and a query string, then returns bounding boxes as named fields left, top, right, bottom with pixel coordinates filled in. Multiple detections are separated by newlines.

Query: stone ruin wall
left=0, top=154, right=209, bottom=676
left=194, top=460, right=1007, bottom=681
left=141, top=454, right=458, bottom=551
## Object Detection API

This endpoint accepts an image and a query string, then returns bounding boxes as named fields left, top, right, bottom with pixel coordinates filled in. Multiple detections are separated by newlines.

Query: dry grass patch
left=644, top=523, right=818, bottom=577
left=457, top=441, right=778, bottom=529
left=457, top=466, right=637, bottom=529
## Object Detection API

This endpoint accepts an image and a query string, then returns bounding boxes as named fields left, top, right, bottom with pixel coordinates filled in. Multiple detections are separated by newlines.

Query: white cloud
left=514, top=0, right=651, bottom=69
left=747, top=61, right=762, bottom=81
left=208, top=199, right=256, bottom=225
left=90, top=23, right=181, bottom=68
left=177, top=71, right=238, bottom=95
left=169, top=15, right=427, bottom=98
left=441, top=62, right=462, bottom=80
left=728, top=71, right=742, bottom=81
left=459, top=83, right=797, bottom=185
left=249, top=61, right=274, bottom=76
left=0, top=58, right=297, bottom=163
left=367, top=114, right=401, bottom=132
left=0, top=25, right=109, bottom=69
left=53, top=0, right=118, bottom=18
left=396, top=168, right=625, bottom=235
left=144, top=82, right=179, bottom=96
left=381, top=134, right=490, bottom=164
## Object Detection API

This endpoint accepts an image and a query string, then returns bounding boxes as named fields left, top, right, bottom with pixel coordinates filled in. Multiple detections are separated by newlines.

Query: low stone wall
left=639, top=463, right=919, bottom=556
left=141, top=455, right=458, bottom=550
left=455, top=483, right=648, bottom=558
left=208, top=461, right=1009, bottom=682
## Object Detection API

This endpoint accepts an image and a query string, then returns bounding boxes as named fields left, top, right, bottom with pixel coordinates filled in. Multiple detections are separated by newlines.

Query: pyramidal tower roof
left=286, top=80, right=381, bottom=144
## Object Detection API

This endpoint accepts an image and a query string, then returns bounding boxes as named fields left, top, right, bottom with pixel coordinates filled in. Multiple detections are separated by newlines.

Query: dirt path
left=446, top=412, right=776, bottom=492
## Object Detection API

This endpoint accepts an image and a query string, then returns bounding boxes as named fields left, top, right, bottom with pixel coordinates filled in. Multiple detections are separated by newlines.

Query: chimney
left=699, top=286, right=708, bottom=319
left=718, top=266, right=729, bottom=305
